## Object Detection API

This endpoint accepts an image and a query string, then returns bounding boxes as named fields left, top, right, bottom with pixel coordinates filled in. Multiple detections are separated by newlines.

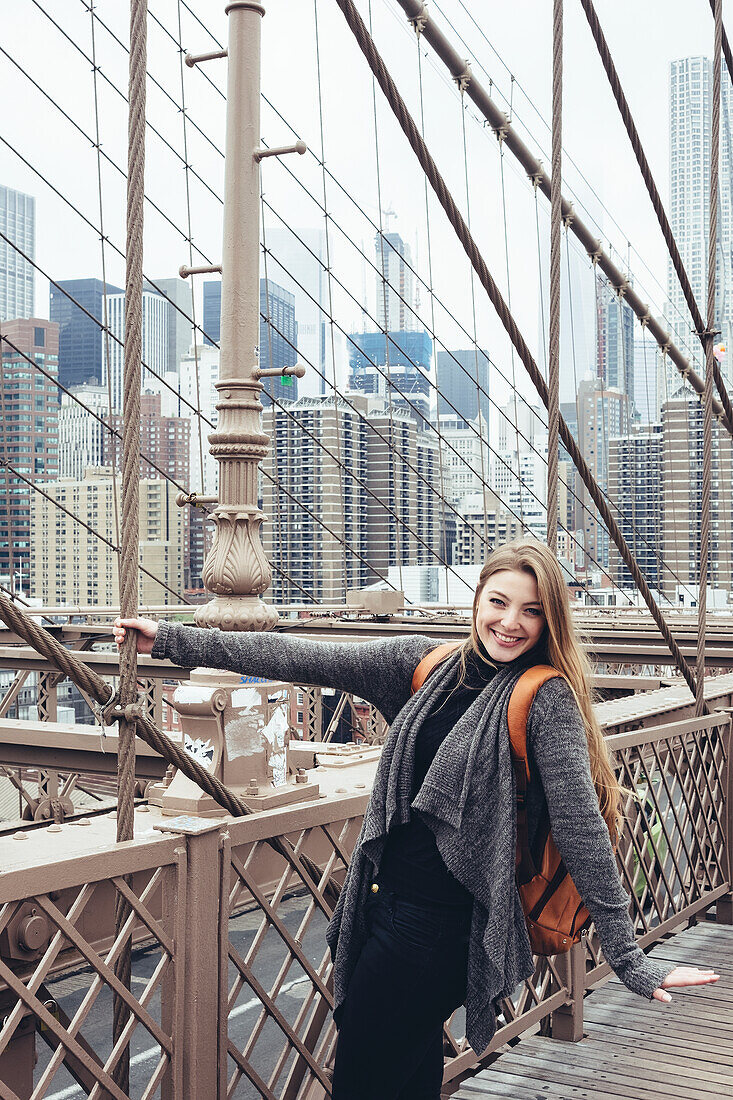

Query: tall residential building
left=374, top=230, right=417, bottom=332
left=363, top=401, right=443, bottom=578
left=30, top=468, right=185, bottom=607
left=260, top=395, right=369, bottom=604
left=490, top=443, right=548, bottom=542
left=576, top=376, right=631, bottom=568
left=0, top=185, right=35, bottom=320
left=668, top=56, right=733, bottom=385
left=263, top=226, right=327, bottom=397
left=50, top=278, right=122, bottom=390
left=104, top=392, right=191, bottom=485
left=436, top=349, right=490, bottom=428
left=596, top=271, right=634, bottom=400
left=201, top=278, right=299, bottom=406
left=58, top=384, right=109, bottom=480
left=146, top=277, right=192, bottom=376
left=608, top=428, right=663, bottom=591
left=452, top=494, right=522, bottom=565
left=107, top=290, right=169, bottom=412
left=0, top=319, right=60, bottom=588
left=661, top=394, right=733, bottom=596
left=439, top=414, right=490, bottom=507
left=348, top=329, right=432, bottom=429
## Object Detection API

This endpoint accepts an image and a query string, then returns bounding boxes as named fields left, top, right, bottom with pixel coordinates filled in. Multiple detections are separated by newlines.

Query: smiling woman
left=114, top=538, right=719, bottom=1100
left=475, top=571, right=546, bottom=662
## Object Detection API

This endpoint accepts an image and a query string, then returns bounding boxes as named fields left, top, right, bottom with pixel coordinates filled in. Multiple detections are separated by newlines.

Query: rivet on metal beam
left=185, top=49, right=228, bottom=68
left=253, top=363, right=307, bottom=380
left=179, top=263, right=223, bottom=279
left=254, top=140, right=307, bottom=162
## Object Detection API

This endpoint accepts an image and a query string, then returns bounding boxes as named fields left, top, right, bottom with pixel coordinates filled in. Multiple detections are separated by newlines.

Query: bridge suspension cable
left=1, top=0, right=704, bottom=611
left=393, top=0, right=732, bottom=438
left=333, top=0, right=700, bottom=696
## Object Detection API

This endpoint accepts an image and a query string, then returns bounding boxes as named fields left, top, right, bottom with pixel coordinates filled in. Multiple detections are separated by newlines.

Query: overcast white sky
left=0, top=0, right=724, bottom=409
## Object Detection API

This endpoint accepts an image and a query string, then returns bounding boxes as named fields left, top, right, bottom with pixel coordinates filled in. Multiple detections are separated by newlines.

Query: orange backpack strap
left=508, top=666, right=562, bottom=878
left=411, top=642, right=462, bottom=695
left=507, top=665, right=562, bottom=785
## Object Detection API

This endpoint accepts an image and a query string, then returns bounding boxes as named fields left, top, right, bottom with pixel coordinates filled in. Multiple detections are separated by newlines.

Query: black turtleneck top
left=377, top=648, right=497, bottom=910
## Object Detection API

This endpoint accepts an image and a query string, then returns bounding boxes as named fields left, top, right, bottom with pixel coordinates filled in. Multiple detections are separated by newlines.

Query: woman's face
left=475, top=568, right=546, bottom=663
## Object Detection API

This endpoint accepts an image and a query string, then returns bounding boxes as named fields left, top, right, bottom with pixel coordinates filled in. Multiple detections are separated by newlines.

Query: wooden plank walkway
left=454, top=922, right=732, bottom=1100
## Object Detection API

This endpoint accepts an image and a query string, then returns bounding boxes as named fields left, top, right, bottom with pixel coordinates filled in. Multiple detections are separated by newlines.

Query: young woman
left=115, top=540, right=718, bottom=1100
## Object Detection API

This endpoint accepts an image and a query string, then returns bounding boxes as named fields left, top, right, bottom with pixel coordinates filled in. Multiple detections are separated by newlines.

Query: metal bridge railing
left=0, top=708, right=729, bottom=1097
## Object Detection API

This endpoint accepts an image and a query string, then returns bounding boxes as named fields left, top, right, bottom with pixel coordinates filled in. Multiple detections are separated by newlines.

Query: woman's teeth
left=492, top=630, right=521, bottom=644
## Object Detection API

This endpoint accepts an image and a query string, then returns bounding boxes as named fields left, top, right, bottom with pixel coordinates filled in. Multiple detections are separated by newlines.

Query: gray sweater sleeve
left=528, top=677, right=673, bottom=999
left=152, top=621, right=433, bottom=723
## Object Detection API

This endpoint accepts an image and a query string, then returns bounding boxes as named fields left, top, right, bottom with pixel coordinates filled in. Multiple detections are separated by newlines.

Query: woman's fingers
left=652, top=965, right=720, bottom=1001
left=112, top=617, right=158, bottom=653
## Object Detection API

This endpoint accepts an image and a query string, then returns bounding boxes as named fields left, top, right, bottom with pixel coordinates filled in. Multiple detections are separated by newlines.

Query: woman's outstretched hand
left=652, top=965, right=720, bottom=1003
left=113, top=617, right=159, bottom=655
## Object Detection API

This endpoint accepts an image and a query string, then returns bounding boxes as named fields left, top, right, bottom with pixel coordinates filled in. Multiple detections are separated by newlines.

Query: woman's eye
left=526, top=608, right=544, bottom=617
left=489, top=598, right=504, bottom=607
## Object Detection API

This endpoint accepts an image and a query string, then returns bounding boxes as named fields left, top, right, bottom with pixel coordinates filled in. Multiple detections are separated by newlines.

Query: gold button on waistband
left=371, top=883, right=379, bottom=893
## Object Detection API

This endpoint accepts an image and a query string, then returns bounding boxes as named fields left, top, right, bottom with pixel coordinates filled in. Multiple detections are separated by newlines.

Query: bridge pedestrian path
left=453, top=922, right=732, bottom=1100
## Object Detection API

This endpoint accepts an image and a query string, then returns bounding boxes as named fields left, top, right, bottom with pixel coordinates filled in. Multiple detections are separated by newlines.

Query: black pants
left=331, top=887, right=471, bottom=1100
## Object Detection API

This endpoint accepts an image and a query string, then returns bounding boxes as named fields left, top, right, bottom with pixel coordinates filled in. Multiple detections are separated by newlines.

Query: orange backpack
left=411, top=643, right=592, bottom=956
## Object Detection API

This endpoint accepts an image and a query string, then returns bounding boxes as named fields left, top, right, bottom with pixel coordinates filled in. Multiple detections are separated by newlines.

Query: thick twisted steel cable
left=579, top=0, right=733, bottom=432
left=112, top=1, right=148, bottom=1084
left=547, top=0, right=562, bottom=552
left=698, top=1, right=722, bottom=716
left=333, top=0, right=698, bottom=695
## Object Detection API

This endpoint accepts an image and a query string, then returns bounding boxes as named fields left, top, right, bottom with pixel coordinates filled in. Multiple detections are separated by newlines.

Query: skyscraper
left=203, top=281, right=221, bottom=346
left=576, top=376, right=631, bottom=569
left=0, top=319, right=60, bottom=589
left=0, top=185, right=35, bottom=321
left=436, top=349, right=490, bottom=428
left=58, top=384, right=109, bottom=481
left=375, top=230, right=417, bottom=332
left=668, top=56, right=733, bottom=384
left=661, top=393, right=733, bottom=597
left=608, top=428, right=663, bottom=591
left=50, top=279, right=122, bottom=390
left=596, top=271, right=634, bottom=401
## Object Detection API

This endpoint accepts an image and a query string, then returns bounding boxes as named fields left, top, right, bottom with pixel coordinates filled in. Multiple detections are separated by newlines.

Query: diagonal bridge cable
left=333, top=0, right=699, bottom=697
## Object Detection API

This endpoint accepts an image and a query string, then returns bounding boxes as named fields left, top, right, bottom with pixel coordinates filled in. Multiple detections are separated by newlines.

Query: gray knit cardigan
left=152, top=622, right=672, bottom=1053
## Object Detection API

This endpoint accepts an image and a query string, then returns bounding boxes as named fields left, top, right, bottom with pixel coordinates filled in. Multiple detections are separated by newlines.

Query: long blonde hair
left=462, top=539, right=621, bottom=843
